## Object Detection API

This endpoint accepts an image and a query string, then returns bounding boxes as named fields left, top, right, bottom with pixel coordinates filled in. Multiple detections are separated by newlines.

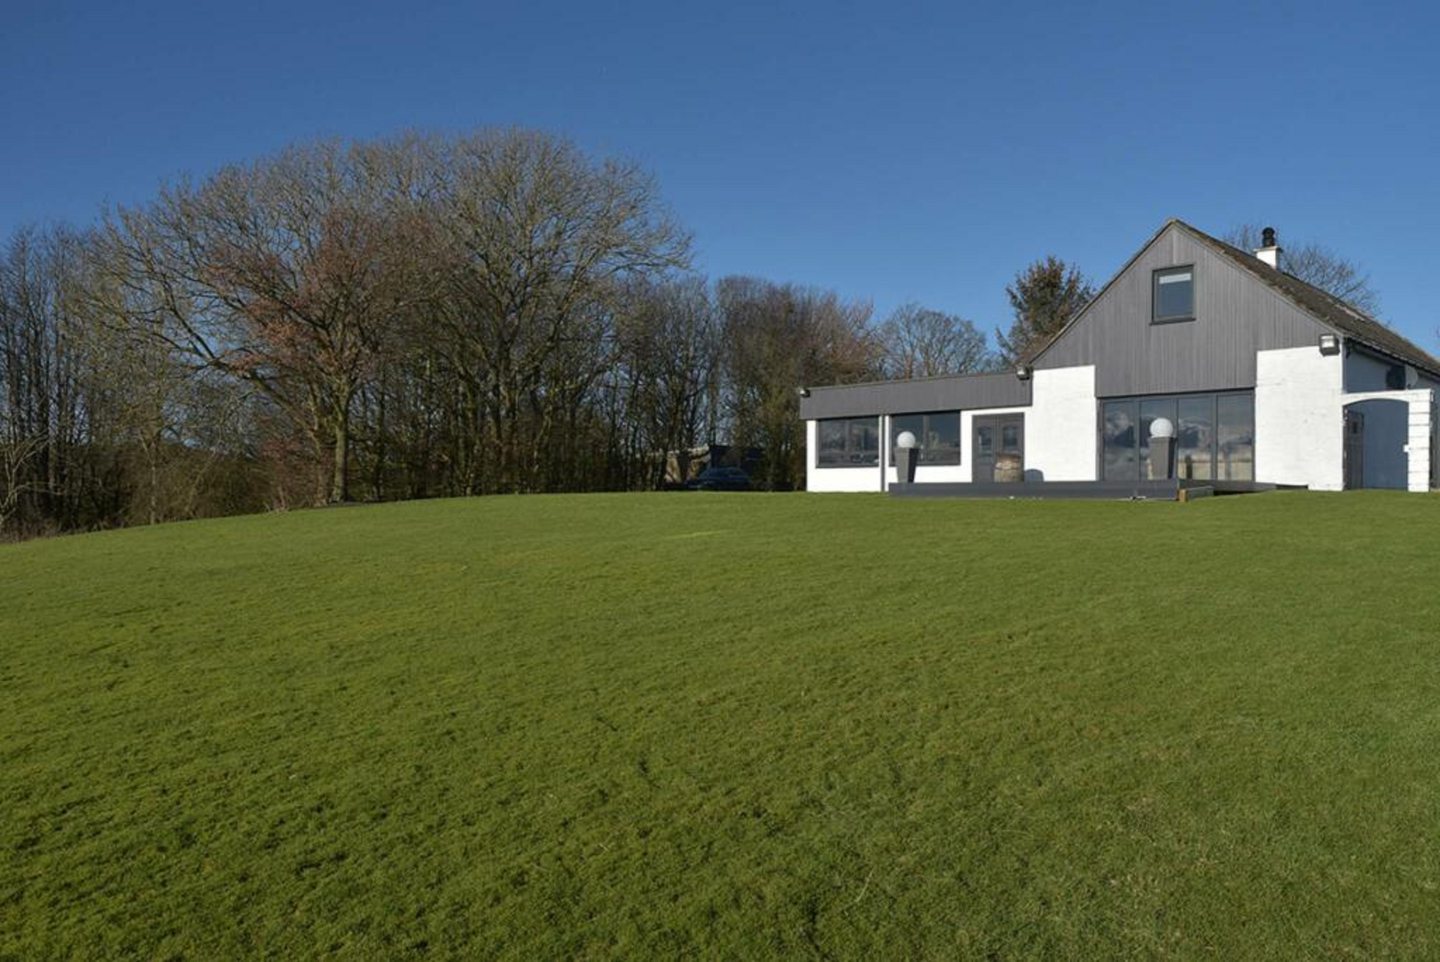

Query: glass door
left=973, top=414, right=1024, bottom=482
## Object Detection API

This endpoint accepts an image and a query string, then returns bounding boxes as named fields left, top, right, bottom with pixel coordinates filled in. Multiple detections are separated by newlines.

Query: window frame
left=815, top=415, right=881, bottom=468
left=1152, top=265, right=1196, bottom=324
left=889, top=410, right=962, bottom=466
left=1098, top=390, right=1253, bottom=482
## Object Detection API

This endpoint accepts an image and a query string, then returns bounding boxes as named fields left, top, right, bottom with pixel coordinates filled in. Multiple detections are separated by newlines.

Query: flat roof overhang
left=799, top=372, right=1031, bottom=420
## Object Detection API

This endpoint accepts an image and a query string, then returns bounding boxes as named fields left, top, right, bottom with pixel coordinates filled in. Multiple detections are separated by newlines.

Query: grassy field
left=4, top=492, right=1440, bottom=959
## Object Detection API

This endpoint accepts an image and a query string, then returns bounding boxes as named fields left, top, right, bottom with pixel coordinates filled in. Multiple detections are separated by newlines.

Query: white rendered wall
left=804, top=417, right=886, bottom=492
left=886, top=455, right=968, bottom=486
left=1340, top=389, right=1435, bottom=492
left=1255, top=347, right=1344, bottom=491
left=1025, top=365, right=1097, bottom=481
left=901, top=462, right=967, bottom=484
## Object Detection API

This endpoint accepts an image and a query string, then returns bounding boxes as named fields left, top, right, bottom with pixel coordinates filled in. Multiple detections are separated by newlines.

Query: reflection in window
left=817, top=416, right=880, bottom=467
left=1154, top=267, right=1195, bottom=322
left=890, top=411, right=961, bottom=465
left=1140, top=398, right=1177, bottom=480
left=1217, top=394, right=1254, bottom=480
left=1104, top=392, right=1253, bottom=482
left=1176, top=396, right=1215, bottom=480
left=976, top=425, right=994, bottom=456
left=1103, top=401, right=1137, bottom=480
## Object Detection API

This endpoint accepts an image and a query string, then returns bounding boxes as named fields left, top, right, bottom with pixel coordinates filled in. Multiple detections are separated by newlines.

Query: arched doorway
left=1343, top=399, right=1409, bottom=489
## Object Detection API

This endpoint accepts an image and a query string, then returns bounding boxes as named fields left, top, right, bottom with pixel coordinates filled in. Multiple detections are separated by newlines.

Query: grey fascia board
left=799, top=372, right=1031, bottom=420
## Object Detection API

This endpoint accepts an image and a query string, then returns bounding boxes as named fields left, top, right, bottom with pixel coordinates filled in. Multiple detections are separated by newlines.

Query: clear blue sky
left=4, top=1, right=1437, bottom=349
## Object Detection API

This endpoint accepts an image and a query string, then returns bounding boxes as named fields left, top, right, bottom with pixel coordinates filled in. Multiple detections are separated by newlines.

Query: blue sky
left=3, top=1, right=1437, bottom=349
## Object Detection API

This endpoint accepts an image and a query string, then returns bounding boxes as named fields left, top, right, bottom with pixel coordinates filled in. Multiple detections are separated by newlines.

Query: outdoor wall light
left=1318, top=333, right=1341, bottom=356
left=796, top=386, right=811, bottom=398
left=1015, top=364, right=1033, bottom=381
left=896, top=431, right=918, bottom=449
left=1149, top=417, right=1175, bottom=440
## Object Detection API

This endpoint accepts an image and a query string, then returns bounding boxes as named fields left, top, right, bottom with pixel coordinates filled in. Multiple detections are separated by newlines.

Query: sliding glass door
left=1176, top=396, right=1215, bottom=480
left=1101, top=401, right=1138, bottom=480
left=1102, top=391, right=1253, bottom=481
left=1215, top=394, right=1255, bottom=481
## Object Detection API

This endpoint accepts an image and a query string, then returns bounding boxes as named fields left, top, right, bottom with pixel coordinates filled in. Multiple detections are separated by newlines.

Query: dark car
left=685, top=467, right=751, bottom=491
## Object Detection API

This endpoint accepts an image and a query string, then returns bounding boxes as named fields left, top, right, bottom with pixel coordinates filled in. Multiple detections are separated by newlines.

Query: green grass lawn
left=4, top=492, right=1440, bottom=959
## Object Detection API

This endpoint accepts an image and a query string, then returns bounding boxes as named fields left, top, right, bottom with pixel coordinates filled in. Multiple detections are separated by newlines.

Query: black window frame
left=816, top=415, right=881, bottom=468
left=889, top=410, right=962, bottom=466
left=1098, top=390, right=1254, bottom=482
left=1152, top=265, right=1196, bottom=324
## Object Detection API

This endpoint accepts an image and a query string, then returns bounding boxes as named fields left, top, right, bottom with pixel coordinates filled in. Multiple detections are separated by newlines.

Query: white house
left=800, top=220, right=1440, bottom=496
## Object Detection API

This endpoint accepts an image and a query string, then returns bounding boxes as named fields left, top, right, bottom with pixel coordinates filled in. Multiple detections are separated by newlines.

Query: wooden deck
left=887, top=480, right=1279, bottom=500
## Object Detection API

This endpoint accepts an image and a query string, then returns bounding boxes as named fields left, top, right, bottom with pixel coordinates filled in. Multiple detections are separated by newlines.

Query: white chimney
left=1255, top=226, right=1282, bottom=269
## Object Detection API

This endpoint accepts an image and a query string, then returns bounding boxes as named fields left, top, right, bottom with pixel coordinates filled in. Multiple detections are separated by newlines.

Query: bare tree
left=97, top=139, right=430, bottom=503
left=0, top=434, right=45, bottom=535
left=0, top=225, right=107, bottom=535
left=1226, top=224, right=1381, bottom=316
left=427, top=130, right=691, bottom=494
left=609, top=277, right=719, bottom=487
left=878, top=303, right=993, bottom=379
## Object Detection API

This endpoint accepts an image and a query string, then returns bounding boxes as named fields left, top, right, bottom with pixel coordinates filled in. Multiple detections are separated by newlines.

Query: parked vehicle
left=685, top=467, right=751, bottom=491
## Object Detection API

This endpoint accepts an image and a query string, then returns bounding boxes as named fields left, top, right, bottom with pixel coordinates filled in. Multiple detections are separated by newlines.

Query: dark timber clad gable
left=1031, top=221, right=1329, bottom=396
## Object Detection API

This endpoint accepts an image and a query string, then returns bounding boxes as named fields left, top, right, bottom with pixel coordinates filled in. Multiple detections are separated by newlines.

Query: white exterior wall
left=804, top=417, right=886, bottom=492
left=1255, top=347, right=1344, bottom=491
left=1340, top=389, right=1435, bottom=492
left=1404, top=395, right=1430, bottom=491
left=1024, top=365, right=1097, bottom=481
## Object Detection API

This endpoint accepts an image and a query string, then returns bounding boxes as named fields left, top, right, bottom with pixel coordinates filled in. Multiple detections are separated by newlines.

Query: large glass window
left=1140, top=397, right=1177, bottom=479
left=1103, top=391, right=1253, bottom=482
left=1216, top=394, right=1255, bottom=480
left=817, top=416, right=879, bottom=467
left=1102, top=401, right=1138, bottom=480
left=1176, top=396, right=1215, bottom=480
left=890, top=411, right=961, bottom=465
left=1153, top=266, right=1195, bottom=323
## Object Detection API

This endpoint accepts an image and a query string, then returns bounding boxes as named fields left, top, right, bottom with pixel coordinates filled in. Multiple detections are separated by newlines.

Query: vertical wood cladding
left=1034, top=223, right=1328, bottom=397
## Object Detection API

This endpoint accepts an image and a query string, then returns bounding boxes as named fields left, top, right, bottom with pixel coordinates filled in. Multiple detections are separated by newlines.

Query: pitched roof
left=1174, top=220, right=1440, bottom=377
left=1028, top=219, right=1440, bottom=377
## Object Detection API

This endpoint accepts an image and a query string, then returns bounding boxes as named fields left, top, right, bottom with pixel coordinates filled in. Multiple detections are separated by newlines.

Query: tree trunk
left=331, top=415, right=350, bottom=503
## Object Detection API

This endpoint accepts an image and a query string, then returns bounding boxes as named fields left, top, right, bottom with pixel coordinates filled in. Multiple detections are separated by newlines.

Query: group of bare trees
left=1, top=130, right=965, bottom=538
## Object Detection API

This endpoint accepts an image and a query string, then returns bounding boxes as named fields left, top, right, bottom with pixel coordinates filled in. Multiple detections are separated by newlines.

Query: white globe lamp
left=1149, top=417, right=1175, bottom=440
